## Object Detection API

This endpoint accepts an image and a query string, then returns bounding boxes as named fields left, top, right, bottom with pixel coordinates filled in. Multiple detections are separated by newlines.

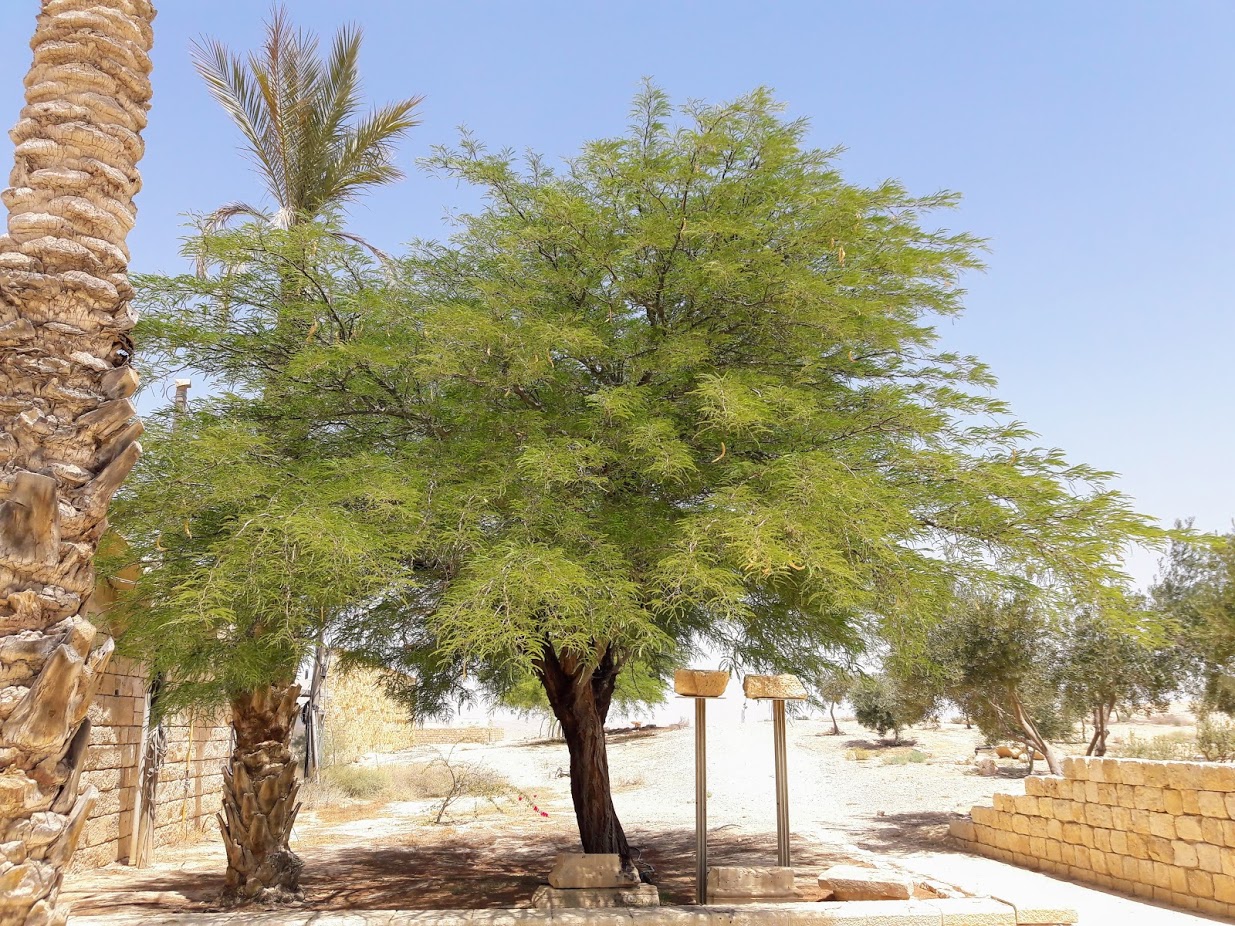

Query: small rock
left=976, top=756, right=998, bottom=777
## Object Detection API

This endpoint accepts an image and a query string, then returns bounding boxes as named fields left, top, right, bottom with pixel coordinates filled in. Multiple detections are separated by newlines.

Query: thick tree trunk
left=0, top=3, right=155, bottom=923
left=828, top=702, right=840, bottom=735
left=536, top=644, right=631, bottom=863
left=218, top=682, right=304, bottom=906
left=1008, top=690, right=1064, bottom=776
left=1086, top=700, right=1114, bottom=757
left=131, top=674, right=166, bottom=867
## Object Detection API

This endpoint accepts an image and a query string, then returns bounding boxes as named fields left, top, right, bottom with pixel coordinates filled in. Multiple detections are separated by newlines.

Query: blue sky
left=2, top=2, right=1232, bottom=582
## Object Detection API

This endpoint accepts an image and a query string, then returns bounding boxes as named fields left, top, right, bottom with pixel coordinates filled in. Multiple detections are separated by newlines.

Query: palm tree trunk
left=536, top=644, right=631, bottom=862
left=0, top=2, right=154, bottom=923
left=218, top=682, right=304, bottom=905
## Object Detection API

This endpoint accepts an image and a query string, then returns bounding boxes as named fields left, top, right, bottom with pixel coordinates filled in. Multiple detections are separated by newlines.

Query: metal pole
left=695, top=696, right=708, bottom=904
left=772, top=699, right=790, bottom=866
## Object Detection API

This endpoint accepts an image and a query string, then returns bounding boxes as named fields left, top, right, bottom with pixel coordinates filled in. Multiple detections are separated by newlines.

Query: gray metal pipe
left=695, top=696, right=708, bottom=903
left=772, top=698, right=790, bottom=866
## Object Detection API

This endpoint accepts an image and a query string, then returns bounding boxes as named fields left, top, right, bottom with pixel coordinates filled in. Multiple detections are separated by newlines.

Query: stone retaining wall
left=72, top=656, right=230, bottom=870
left=413, top=726, right=504, bottom=746
left=951, top=755, right=1235, bottom=920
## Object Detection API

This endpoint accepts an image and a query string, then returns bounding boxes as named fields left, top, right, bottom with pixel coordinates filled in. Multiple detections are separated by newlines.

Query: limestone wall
left=72, top=655, right=230, bottom=870
left=412, top=726, right=504, bottom=746
left=320, top=666, right=504, bottom=765
left=951, top=756, right=1235, bottom=920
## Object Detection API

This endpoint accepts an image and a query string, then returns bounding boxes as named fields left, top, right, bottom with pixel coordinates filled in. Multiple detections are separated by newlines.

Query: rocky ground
left=62, top=714, right=1196, bottom=916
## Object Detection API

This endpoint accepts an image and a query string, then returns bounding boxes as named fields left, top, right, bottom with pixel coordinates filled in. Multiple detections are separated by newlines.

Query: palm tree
left=177, top=7, right=421, bottom=903
left=193, top=4, right=422, bottom=233
left=0, top=1, right=155, bottom=924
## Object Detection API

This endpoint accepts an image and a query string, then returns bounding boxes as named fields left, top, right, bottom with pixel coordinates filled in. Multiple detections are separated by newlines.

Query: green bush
left=882, top=748, right=929, bottom=766
left=851, top=675, right=925, bottom=742
left=1198, top=716, right=1235, bottom=762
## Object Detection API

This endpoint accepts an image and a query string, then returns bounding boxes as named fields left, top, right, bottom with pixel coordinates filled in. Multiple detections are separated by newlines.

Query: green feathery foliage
left=333, top=84, right=1163, bottom=697
left=1152, top=524, right=1235, bottom=711
left=105, top=228, right=425, bottom=716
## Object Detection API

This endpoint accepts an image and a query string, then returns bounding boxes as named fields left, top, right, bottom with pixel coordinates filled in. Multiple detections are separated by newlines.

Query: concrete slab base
left=530, top=884, right=660, bottom=909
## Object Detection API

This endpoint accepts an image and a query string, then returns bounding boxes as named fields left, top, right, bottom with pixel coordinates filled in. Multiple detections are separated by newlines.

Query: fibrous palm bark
left=218, top=682, right=303, bottom=904
left=0, top=2, right=155, bottom=924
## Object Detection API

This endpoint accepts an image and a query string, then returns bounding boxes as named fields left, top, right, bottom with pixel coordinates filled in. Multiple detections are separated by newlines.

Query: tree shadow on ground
left=841, top=737, right=919, bottom=750
left=67, top=827, right=851, bottom=914
left=845, top=810, right=963, bottom=855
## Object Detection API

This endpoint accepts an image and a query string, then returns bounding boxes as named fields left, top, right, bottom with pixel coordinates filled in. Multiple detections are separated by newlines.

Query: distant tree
left=1150, top=525, right=1235, bottom=712
left=851, top=674, right=925, bottom=743
left=810, top=669, right=855, bottom=735
left=1058, top=605, right=1178, bottom=756
left=912, top=592, right=1179, bottom=772
left=919, top=594, right=1073, bottom=774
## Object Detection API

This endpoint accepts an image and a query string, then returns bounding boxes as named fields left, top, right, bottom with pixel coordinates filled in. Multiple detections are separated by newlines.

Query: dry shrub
left=323, top=764, right=392, bottom=799
left=1198, top=716, right=1235, bottom=762
left=613, top=773, right=646, bottom=791
left=846, top=748, right=872, bottom=761
left=1115, top=731, right=1197, bottom=762
left=299, top=774, right=354, bottom=810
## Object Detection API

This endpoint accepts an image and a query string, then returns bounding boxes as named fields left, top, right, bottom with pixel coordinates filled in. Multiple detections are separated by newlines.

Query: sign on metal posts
left=673, top=668, right=729, bottom=904
left=742, top=674, right=808, bottom=867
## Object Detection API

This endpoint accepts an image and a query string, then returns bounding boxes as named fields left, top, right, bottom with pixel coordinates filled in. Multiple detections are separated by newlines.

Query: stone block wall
left=951, top=755, right=1235, bottom=920
left=71, top=655, right=230, bottom=870
left=412, top=726, right=504, bottom=746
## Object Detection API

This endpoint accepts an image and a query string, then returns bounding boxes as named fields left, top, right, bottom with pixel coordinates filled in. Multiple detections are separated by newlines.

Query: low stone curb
left=72, top=897, right=1075, bottom=926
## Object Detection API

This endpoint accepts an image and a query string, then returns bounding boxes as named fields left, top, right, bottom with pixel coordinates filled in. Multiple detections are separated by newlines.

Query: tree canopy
left=114, top=84, right=1167, bottom=857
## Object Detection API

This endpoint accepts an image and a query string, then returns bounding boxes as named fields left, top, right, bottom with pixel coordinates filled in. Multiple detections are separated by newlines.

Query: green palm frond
left=193, top=4, right=422, bottom=225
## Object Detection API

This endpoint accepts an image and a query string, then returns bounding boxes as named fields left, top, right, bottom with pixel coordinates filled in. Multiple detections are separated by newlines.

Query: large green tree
left=326, top=86, right=1160, bottom=857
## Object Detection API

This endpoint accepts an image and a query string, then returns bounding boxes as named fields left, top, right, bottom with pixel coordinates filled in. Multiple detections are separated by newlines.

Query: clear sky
left=2, top=1, right=1232, bottom=583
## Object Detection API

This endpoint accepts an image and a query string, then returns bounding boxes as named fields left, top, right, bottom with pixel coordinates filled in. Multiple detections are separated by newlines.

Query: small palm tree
left=165, top=6, right=422, bottom=903
left=193, top=4, right=422, bottom=232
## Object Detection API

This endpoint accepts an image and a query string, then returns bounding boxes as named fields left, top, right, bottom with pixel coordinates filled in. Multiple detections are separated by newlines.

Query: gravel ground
left=64, top=715, right=1198, bottom=916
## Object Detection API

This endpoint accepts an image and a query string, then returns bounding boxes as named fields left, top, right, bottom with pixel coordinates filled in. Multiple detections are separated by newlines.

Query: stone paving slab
left=70, top=897, right=1063, bottom=926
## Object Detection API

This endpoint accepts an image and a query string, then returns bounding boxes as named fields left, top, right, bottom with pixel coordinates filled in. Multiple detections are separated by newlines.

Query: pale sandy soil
left=62, top=713, right=1199, bottom=916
